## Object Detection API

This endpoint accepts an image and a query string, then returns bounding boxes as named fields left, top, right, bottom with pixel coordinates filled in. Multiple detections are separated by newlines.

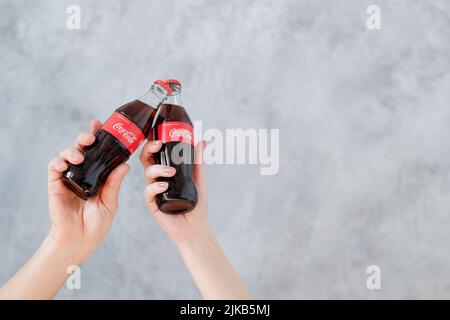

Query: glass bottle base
left=158, top=198, right=197, bottom=214
left=61, top=174, right=92, bottom=200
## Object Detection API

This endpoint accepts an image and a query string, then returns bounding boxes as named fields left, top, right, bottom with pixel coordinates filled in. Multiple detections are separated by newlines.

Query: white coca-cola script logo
left=113, top=123, right=137, bottom=144
left=169, top=128, right=192, bottom=142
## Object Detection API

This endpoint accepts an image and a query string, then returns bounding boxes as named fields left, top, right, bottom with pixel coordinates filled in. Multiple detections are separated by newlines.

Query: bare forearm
left=0, top=233, right=88, bottom=300
left=177, top=227, right=252, bottom=300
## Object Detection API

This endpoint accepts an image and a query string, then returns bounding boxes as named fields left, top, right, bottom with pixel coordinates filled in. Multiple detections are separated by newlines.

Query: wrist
left=46, top=230, right=95, bottom=266
left=175, top=224, right=215, bottom=252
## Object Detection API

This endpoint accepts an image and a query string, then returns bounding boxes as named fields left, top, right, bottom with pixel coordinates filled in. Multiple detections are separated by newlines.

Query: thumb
left=100, top=164, right=130, bottom=212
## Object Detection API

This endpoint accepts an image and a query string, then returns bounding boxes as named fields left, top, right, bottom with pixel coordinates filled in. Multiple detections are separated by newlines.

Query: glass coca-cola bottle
left=62, top=80, right=172, bottom=199
left=152, top=79, right=198, bottom=214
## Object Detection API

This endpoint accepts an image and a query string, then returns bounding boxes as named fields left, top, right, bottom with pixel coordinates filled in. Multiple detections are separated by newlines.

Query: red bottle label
left=102, top=112, right=145, bottom=153
left=157, top=121, right=194, bottom=146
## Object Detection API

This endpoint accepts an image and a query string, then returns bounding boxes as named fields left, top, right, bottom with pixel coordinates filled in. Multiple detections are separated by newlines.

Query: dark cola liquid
left=62, top=100, right=155, bottom=200
left=153, top=104, right=198, bottom=214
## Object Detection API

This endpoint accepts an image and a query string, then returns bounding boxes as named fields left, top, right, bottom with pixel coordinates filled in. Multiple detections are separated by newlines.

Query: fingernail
left=151, top=140, right=161, bottom=145
left=159, top=182, right=168, bottom=189
left=164, top=167, right=175, bottom=175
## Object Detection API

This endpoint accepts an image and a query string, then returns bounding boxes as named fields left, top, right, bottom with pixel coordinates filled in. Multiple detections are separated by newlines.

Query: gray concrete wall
left=1, top=0, right=450, bottom=299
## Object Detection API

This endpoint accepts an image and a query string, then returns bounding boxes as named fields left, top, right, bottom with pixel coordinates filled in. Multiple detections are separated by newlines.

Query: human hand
left=139, top=140, right=209, bottom=245
left=139, top=140, right=251, bottom=299
left=0, top=120, right=129, bottom=299
left=47, top=120, right=129, bottom=262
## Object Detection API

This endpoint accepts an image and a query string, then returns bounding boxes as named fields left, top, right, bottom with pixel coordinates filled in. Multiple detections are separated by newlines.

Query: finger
left=144, top=165, right=176, bottom=184
left=193, top=140, right=207, bottom=201
left=139, top=140, right=162, bottom=167
left=48, top=157, right=68, bottom=183
left=100, top=164, right=130, bottom=214
left=74, top=132, right=96, bottom=150
left=144, top=181, right=168, bottom=211
left=59, top=148, right=84, bottom=165
left=89, top=119, right=102, bottom=134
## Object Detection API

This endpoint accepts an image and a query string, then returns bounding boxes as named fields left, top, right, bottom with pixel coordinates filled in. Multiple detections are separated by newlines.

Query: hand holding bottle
left=140, top=139, right=208, bottom=244
left=48, top=120, right=129, bottom=257
left=140, top=139, right=252, bottom=300
left=0, top=122, right=129, bottom=299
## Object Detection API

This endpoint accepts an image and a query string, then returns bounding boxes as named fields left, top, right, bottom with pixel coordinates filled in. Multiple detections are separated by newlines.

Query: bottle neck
left=138, top=89, right=167, bottom=109
left=165, top=93, right=182, bottom=106
left=149, top=93, right=184, bottom=128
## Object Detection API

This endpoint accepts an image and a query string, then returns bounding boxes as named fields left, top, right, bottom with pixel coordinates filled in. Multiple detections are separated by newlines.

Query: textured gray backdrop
left=1, top=0, right=450, bottom=299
